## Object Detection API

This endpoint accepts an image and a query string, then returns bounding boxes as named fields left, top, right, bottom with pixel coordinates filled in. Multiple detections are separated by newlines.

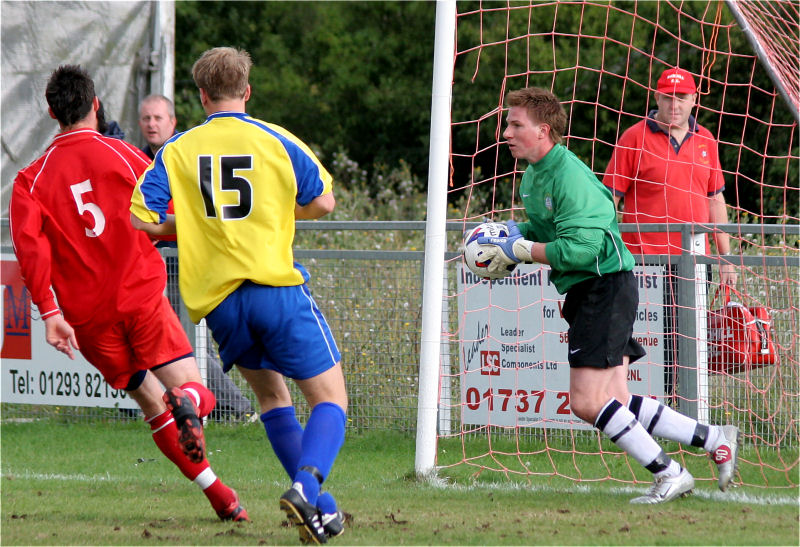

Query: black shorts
left=562, top=270, right=646, bottom=368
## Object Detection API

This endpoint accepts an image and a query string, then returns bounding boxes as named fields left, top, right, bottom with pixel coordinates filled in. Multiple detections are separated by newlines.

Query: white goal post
left=415, top=0, right=456, bottom=478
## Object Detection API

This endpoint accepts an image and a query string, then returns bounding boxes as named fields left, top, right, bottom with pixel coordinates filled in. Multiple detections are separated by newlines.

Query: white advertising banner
left=457, top=264, right=665, bottom=429
left=2, top=254, right=137, bottom=409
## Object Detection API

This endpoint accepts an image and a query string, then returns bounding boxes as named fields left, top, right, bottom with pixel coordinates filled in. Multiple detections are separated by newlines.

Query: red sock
left=180, top=381, right=216, bottom=418
left=147, top=410, right=208, bottom=480
left=202, top=478, right=237, bottom=514
left=147, top=411, right=236, bottom=517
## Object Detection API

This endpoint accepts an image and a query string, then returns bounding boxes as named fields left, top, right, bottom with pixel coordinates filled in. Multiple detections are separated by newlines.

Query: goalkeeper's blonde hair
left=192, top=47, right=252, bottom=102
left=506, top=87, right=567, bottom=145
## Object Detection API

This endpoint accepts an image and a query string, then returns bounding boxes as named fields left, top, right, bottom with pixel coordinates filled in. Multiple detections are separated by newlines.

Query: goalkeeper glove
left=476, top=220, right=535, bottom=275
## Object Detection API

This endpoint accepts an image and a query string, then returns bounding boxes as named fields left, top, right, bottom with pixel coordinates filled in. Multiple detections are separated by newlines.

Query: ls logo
left=480, top=350, right=500, bottom=376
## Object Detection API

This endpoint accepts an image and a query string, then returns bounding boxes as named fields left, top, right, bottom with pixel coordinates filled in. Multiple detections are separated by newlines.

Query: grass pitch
left=2, top=420, right=797, bottom=545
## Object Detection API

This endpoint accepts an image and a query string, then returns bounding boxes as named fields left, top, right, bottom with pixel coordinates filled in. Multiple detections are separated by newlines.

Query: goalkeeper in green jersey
left=477, top=86, right=739, bottom=503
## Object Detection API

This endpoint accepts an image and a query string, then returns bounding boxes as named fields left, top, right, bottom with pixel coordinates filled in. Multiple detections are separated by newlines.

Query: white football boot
left=712, top=424, right=741, bottom=491
left=630, top=468, right=695, bottom=504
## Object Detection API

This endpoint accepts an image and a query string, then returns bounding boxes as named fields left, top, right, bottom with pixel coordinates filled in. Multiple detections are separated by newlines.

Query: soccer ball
left=462, top=222, right=516, bottom=279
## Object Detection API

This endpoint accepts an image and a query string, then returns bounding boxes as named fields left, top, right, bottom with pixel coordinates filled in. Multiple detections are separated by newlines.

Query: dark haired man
left=9, top=64, right=248, bottom=522
left=96, top=99, right=125, bottom=139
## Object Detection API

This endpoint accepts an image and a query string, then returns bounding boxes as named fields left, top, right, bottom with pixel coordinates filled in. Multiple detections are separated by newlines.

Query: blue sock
left=316, top=491, right=338, bottom=515
left=294, top=402, right=347, bottom=505
left=260, top=406, right=302, bottom=479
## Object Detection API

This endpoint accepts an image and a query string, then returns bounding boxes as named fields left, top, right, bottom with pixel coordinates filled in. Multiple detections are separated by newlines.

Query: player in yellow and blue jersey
left=131, top=47, right=347, bottom=545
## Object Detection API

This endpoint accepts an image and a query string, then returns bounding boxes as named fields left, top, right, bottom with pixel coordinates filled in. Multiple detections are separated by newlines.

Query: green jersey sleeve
left=517, top=220, right=534, bottom=240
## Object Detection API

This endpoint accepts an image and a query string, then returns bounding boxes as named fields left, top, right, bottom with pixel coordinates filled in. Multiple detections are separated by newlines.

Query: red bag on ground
left=707, top=285, right=777, bottom=374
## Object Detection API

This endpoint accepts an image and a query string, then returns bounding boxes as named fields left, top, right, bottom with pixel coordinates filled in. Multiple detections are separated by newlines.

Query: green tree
left=174, top=1, right=796, bottom=221
left=175, top=1, right=435, bottom=195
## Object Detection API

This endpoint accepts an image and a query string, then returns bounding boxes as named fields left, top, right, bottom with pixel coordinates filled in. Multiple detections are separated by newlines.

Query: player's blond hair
left=192, top=47, right=252, bottom=101
left=506, top=87, right=567, bottom=144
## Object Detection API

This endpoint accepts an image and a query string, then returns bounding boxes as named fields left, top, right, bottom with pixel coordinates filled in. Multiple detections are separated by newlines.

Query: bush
left=295, top=150, right=428, bottom=251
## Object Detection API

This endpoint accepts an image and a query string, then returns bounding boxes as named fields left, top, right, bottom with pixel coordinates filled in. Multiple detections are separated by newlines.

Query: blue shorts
left=205, top=281, right=341, bottom=380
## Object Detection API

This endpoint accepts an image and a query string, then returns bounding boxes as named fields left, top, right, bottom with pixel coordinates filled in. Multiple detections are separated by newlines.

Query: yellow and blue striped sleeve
left=131, top=147, right=173, bottom=224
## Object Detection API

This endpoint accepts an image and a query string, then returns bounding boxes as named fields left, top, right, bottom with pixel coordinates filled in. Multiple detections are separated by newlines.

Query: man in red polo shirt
left=603, top=67, right=736, bottom=285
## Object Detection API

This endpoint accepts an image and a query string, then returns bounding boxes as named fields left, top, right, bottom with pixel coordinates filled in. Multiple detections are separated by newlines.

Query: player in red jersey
left=9, top=65, right=248, bottom=523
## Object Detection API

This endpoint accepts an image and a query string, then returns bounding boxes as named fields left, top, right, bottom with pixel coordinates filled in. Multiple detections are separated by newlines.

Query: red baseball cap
left=657, top=67, right=697, bottom=94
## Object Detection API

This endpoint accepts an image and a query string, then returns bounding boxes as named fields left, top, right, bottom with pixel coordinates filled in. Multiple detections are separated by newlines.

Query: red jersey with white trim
left=602, top=114, right=725, bottom=255
left=9, top=128, right=167, bottom=329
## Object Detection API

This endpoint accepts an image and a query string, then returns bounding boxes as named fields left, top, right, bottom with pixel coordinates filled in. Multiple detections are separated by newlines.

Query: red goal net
left=440, top=1, right=798, bottom=491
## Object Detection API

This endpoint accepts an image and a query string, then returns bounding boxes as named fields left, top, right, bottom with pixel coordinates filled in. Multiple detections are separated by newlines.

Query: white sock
left=595, top=398, right=679, bottom=476
left=628, top=394, right=722, bottom=452
left=193, top=467, right=217, bottom=490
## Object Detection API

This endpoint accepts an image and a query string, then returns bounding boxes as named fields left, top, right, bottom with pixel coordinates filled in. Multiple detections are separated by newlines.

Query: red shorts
left=75, top=295, right=193, bottom=389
